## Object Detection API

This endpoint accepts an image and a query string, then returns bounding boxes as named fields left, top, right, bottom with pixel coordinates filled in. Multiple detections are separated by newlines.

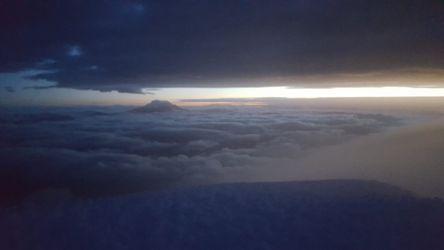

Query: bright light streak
left=260, top=87, right=444, bottom=98
left=153, top=86, right=444, bottom=101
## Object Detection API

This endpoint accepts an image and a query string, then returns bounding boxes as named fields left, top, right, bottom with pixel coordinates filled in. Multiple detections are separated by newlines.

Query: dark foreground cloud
left=1, top=0, right=443, bottom=92
left=1, top=180, right=444, bottom=250
left=0, top=106, right=401, bottom=204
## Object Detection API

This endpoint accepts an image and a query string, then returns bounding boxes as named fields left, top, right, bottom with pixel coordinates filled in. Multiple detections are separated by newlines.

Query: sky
left=0, top=0, right=443, bottom=106
left=3, top=2, right=444, bottom=248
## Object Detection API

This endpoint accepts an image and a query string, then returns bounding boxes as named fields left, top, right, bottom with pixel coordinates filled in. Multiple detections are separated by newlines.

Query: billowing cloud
left=0, top=105, right=401, bottom=204
left=0, top=0, right=443, bottom=92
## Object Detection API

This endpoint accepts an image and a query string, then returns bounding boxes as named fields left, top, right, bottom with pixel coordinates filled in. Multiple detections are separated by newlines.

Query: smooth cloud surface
left=295, top=120, right=444, bottom=198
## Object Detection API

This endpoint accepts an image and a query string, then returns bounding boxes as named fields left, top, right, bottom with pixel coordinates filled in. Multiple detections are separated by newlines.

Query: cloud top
left=0, top=105, right=400, bottom=204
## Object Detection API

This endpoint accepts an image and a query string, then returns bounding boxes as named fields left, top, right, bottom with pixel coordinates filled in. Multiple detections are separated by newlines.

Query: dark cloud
left=0, top=113, right=74, bottom=125
left=0, top=106, right=400, bottom=205
left=3, top=86, right=14, bottom=93
left=0, top=0, right=443, bottom=92
left=1, top=180, right=444, bottom=250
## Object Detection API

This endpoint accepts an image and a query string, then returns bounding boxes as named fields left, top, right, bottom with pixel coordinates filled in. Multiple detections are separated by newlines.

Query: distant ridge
left=131, top=100, right=183, bottom=113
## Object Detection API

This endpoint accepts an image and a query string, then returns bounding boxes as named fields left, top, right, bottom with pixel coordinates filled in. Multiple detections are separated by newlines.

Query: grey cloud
left=0, top=1, right=443, bottom=92
left=0, top=106, right=402, bottom=205
left=3, top=86, right=14, bottom=93
left=292, top=120, right=444, bottom=198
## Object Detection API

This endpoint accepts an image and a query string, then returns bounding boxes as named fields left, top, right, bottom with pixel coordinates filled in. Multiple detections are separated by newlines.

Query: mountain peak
left=132, top=100, right=183, bottom=113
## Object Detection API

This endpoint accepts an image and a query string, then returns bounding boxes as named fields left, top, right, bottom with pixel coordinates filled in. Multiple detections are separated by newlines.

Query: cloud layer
left=0, top=105, right=400, bottom=204
left=1, top=0, right=443, bottom=92
left=294, top=120, right=444, bottom=198
left=2, top=180, right=444, bottom=250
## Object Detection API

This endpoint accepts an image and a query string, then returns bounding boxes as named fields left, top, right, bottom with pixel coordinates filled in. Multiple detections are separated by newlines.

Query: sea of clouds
left=0, top=105, right=404, bottom=204
left=3, top=103, right=444, bottom=250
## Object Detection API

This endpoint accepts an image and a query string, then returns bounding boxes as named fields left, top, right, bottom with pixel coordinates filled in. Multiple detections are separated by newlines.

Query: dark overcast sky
left=0, top=0, right=443, bottom=93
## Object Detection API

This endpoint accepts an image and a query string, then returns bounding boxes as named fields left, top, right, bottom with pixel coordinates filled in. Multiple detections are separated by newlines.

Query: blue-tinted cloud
left=0, top=105, right=401, bottom=204
left=1, top=180, right=444, bottom=250
left=0, top=0, right=443, bottom=92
